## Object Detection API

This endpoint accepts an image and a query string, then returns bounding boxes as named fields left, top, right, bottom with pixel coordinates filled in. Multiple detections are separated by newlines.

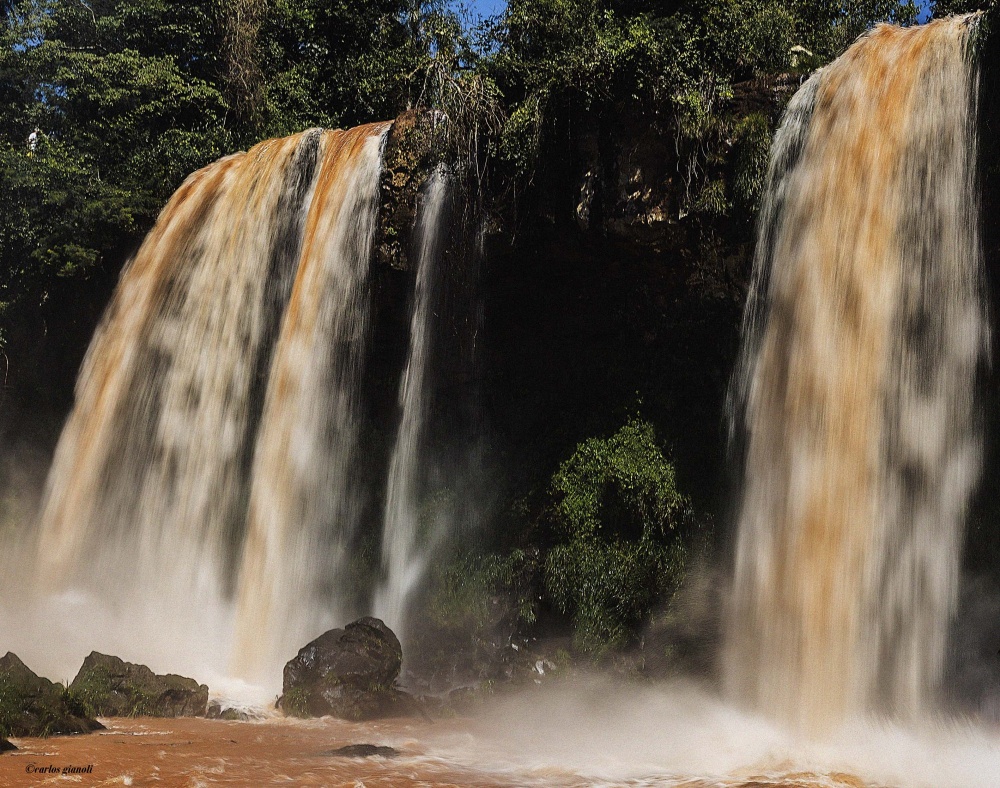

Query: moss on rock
left=0, top=652, right=102, bottom=738
left=67, top=652, right=208, bottom=718
left=377, top=110, right=447, bottom=271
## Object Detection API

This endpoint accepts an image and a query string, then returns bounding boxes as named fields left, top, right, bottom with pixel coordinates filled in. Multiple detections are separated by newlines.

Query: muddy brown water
left=0, top=716, right=881, bottom=788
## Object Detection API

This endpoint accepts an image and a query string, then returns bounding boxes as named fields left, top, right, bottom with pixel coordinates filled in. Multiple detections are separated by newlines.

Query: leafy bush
left=732, top=111, right=774, bottom=213
left=428, top=549, right=538, bottom=635
left=544, top=417, right=699, bottom=656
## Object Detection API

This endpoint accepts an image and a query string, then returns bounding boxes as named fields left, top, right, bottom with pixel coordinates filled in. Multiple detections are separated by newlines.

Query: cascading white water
left=374, top=168, right=452, bottom=637
left=725, top=15, right=987, bottom=732
left=9, top=122, right=399, bottom=694
left=232, top=125, right=390, bottom=681
left=25, top=131, right=327, bottom=689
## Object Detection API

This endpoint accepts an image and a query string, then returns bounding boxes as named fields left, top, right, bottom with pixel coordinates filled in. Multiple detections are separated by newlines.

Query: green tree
left=932, top=0, right=988, bottom=16
left=0, top=0, right=230, bottom=348
left=543, top=417, right=700, bottom=655
left=0, top=0, right=438, bottom=351
left=788, top=0, right=919, bottom=58
left=257, top=0, right=420, bottom=137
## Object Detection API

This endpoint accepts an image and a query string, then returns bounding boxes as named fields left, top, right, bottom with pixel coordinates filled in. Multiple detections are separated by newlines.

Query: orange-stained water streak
left=232, top=122, right=390, bottom=681
left=37, top=150, right=248, bottom=581
left=26, top=122, right=389, bottom=691
left=726, top=16, right=986, bottom=731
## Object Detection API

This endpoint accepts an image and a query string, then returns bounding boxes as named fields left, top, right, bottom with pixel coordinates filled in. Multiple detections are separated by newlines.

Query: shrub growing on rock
left=544, top=417, right=701, bottom=656
left=407, top=547, right=539, bottom=685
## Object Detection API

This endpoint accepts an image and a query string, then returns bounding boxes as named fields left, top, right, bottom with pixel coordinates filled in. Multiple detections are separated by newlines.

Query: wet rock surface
left=206, top=702, right=263, bottom=722
left=327, top=743, right=401, bottom=758
left=279, top=617, right=418, bottom=720
left=377, top=109, right=445, bottom=271
left=68, top=652, right=208, bottom=718
left=0, top=652, right=103, bottom=738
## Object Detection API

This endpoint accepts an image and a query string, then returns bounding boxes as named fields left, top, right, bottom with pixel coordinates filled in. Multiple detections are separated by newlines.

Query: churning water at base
left=725, top=15, right=987, bottom=731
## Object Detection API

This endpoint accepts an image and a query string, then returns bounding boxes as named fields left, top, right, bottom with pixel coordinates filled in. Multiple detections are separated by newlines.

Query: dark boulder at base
left=327, top=743, right=400, bottom=758
left=206, top=702, right=263, bottom=721
left=0, top=652, right=103, bottom=738
left=279, top=617, right=417, bottom=721
left=68, top=652, right=208, bottom=718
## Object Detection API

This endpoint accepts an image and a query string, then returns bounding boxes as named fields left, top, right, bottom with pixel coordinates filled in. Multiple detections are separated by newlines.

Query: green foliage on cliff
left=0, top=0, right=931, bottom=353
left=429, top=549, right=538, bottom=632
left=732, top=112, right=774, bottom=213
left=0, top=0, right=425, bottom=350
left=407, top=547, right=539, bottom=682
left=544, top=417, right=698, bottom=655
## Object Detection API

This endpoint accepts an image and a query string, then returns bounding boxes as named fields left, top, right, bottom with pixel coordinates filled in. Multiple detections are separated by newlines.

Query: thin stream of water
left=375, top=167, right=452, bottom=637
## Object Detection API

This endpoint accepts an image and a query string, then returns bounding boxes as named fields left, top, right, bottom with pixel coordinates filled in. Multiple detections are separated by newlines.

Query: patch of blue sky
left=457, top=1, right=940, bottom=27
left=457, top=0, right=506, bottom=22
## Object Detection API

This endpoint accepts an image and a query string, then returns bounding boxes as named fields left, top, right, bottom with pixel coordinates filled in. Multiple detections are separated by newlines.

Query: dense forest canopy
left=0, top=0, right=972, bottom=354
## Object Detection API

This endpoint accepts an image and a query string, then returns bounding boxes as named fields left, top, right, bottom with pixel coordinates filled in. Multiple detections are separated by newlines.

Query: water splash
left=725, top=15, right=987, bottom=731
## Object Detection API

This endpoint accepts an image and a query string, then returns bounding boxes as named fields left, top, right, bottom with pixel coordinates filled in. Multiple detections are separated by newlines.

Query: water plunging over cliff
left=374, top=167, right=452, bottom=636
left=230, top=126, right=389, bottom=681
left=16, top=119, right=468, bottom=691
left=725, top=15, right=987, bottom=731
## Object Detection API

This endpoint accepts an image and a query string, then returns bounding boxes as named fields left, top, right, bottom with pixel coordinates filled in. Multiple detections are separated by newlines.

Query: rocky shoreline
left=0, top=616, right=509, bottom=750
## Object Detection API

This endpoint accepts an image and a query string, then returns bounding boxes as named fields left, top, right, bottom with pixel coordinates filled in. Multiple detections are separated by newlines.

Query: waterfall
left=231, top=125, right=389, bottom=681
left=374, top=167, right=452, bottom=637
left=724, top=15, right=987, bottom=732
left=21, top=122, right=400, bottom=692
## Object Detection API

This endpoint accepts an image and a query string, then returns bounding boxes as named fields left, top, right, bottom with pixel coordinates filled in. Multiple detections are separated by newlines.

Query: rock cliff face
left=966, top=15, right=1000, bottom=572
left=561, top=76, right=800, bottom=259
left=377, top=109, right=447, bottom=272
left=470, top=79, right=798, bottom=520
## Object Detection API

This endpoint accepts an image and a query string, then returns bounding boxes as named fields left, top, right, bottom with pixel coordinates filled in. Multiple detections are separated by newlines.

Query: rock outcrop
left=0, top=652, right=102, bottom=738
left=279, top=617, right=416, bottom=720
left=377, top=109, right=447, bottom=271
left=206, top=702, right=263, bottom=721
left=68, top=652, right=208, bottom=718
left=327, top=743, right=400, bottom=758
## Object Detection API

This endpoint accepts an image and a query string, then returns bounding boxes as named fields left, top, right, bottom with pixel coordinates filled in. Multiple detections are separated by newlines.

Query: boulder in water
left=0, top=652, right=103, bottom=738
left=206, top=701, right=263, bottom=721
left=68, top=652, right=208, bottom=717
left=279, top=617, right=417, bottom=720
left=327, top=743, right=400, bottom=758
